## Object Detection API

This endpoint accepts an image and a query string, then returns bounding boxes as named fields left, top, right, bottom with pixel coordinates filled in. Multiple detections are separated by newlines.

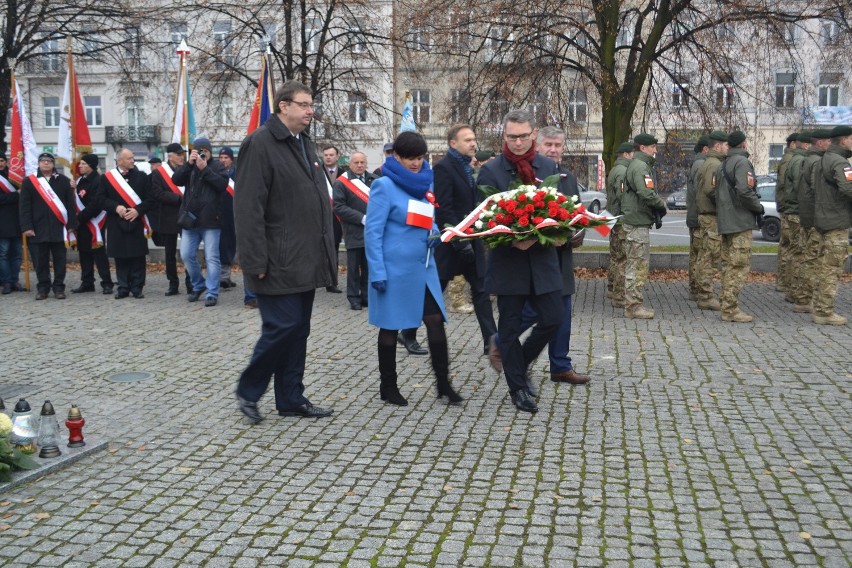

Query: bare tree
left=0, top=0, right=139, bottom=153
left=396, top=0, right=850, bottom=174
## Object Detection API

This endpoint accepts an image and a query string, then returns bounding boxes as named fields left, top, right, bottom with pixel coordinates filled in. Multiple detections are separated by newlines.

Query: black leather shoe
left=398, top=334, right=428, bottom=355
left=204, top=296, right=218, bottom=307
left=278, top=402, right=333, bottom=418
left=71, top=285, right=95, bottom=293
left=236, top=394, right=263, bottom=424
left=510, top=389, right=538, bottom=413
left=133, top=292, right=145, bottom=299
left=114, top=291, right=130, bottom=299
left=164, top=287, right=180, bottom=297
left=35, top=291, right=48, bottom=300
left=2, top=283, right=12, bottom=295
left=188, top=288, right=205, bottom=302
left=54, top=291, right=67, bottom=299
left=102, top=287, right=114, bottom=295
left=326, top=286, right=343, bottom=294
left=220, top=278, right=237, bottom=289
left=349, top=301, right=362, bottom=310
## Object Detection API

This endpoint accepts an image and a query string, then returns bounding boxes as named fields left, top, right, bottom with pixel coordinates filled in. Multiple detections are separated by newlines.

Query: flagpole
left=67, top=39, right=78, bottom=180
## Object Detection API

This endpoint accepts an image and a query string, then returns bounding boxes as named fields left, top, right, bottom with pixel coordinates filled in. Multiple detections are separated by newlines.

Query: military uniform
left=812, top=136, right=852, bottom=325
left=686, top=142, right=707, bottom=298
left=694, top=147, right=726, bottom=308
left=716, top=140, right=763, bottom=322
left=605, top=152, right=631, bottom=305
left=795, top=131, right=832, bottom=311
left=775, top=140, right=796, bottom=292
left=781, top=144, right=809, bottom=305
left=621, top=146, right=666, bottom=318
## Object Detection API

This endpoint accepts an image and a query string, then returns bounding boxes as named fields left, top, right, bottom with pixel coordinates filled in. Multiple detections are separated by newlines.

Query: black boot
left=430, top=341, right=463, bottom=405
left=378, top=344, right=408, bottom=406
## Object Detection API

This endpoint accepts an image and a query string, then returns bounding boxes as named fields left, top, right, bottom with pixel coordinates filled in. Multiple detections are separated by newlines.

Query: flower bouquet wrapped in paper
left=440, top=175, right=616, bottom=248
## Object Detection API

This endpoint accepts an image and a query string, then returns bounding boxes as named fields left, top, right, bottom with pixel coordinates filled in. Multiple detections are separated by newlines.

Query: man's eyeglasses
left=506, top=132, right=533, bottom=142
left=286, top=100, right=314, bottom=110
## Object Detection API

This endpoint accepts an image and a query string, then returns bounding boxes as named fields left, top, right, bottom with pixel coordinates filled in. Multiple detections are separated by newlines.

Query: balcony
left=105, top=125, right=161, bottom=146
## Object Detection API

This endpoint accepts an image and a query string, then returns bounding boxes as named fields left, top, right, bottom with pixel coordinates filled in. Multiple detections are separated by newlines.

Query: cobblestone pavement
left=0, top=269, right=850, bottom=567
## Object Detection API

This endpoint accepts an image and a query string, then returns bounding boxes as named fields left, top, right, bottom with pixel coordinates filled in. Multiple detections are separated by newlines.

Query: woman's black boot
left=378, top=344, right=408, bottom=406
left=430, top=341, right=463, bottom=405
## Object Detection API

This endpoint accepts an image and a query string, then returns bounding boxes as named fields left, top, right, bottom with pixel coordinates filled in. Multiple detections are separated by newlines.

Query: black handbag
left=177, top=210, right=197, bottom=230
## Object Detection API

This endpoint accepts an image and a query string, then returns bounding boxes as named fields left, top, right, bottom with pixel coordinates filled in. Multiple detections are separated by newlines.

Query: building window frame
left=775, top=72, right=795, bottom=108
left=348, top=92, right=368, bottom=124
left=84, top=95, right=102, bottom=127
left=126, top=96, right=145, bottom=127
left=411, top=89, right=431, bottom=124
left=44, top=96, right=60, bottom=128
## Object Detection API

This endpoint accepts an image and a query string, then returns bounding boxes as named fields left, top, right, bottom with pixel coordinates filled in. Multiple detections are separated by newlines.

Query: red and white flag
left=8, top=75, right=38, bottom=187
left=57, top=48, right=92, bottom=168
left=406, top=200, right=434, bottom=230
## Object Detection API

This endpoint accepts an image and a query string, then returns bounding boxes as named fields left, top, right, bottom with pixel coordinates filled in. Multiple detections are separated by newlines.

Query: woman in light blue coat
left=365, top=132, right=462, bottom=406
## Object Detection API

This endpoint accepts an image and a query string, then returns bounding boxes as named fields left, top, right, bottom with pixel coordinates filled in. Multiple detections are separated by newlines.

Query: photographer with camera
left=172, top=137, right=230, bottom=307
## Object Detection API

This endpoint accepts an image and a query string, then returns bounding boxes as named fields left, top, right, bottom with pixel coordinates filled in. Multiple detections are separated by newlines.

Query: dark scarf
left=502, top=141, right=538, bottom=184
left=447, top=147, right=474, bottom=189
left=381, top=156, right=433, bottom=199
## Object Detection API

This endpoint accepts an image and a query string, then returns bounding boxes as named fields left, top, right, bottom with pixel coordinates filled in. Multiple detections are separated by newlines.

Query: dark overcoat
left=0, top=176, right=20, bottom=239
left=96, top=167, right=154, bottom=258
left=234, top=115, right=337, bottom=295
left=19, top=172, right=77, bottom=243
left=148, top=164, right=183, bottom=236
left=75, top=171, right=104, bottom=252
left=332, top=170, right=375, bottom=249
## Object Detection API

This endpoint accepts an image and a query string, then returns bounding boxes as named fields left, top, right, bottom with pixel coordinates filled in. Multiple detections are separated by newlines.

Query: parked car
left=666, top=190, right=687, bottom=210
left=756, top=182, right=780, bottom=242
left=578, top=183, right=607, bottom=213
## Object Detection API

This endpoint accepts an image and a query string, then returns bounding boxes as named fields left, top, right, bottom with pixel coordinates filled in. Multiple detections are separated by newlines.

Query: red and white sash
left=0, top=175, right=16, bottom=193
left=157, top=164, right=184, bottom=196
left=226, top=178, right=235, bottom=198
left=338, top=174, right=370, bottom=204
left=74, top=193, right=105, bottom=248
left=406, top=199, right=434, bottom=230
left=105, top=168, right=152, bottom=237
left=28, top=174, right=75, bottom=247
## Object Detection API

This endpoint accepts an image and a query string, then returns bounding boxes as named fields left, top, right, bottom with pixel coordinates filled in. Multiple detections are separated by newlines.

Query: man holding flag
left=19, top=153, right=77, bottom=300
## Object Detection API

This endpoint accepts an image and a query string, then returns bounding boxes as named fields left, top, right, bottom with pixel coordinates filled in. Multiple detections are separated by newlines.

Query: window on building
left=41, top=37, right=61, bottom=72
left=715, top=76, right=735, bottom=109
left=84, top=96, right=102, bottom=127
left=568, top=88, right=587, bottom=123
left=125, top=27, right=141, bottom=59
left=450, top=89, right=471, bottom=123
left=349, top=25, right=367, bottom=54
left=784, top=22, right=798, bottom=43
left=215, top=95, right=234, bottom=125
left=818, top=73, right=841, bottom=107
left=170, top=22, right=187, bottom=46
left=126, top=96, right=145, bottom=126
left=311, top=93, right=325, bottom=138
left=262, top=23, right=277, bottom=50
left=80, top=26, right=99, bottom=56
left=411, top=89, right=431, bottom=124
left=448, top=11, right=471, bottom=51
left=768, top=144, right=784, bottom=172
left=820, top=19, right=839, bottom=44
left=528, top=91, right=548, bottom=126
left=672, top=77, right=690, bottom=108
left=775, top=72, right=795, bottom=108
left=617, top=14, right=634, bottom=47
left=44, top=97, right=60, bottom=128
left=213, top=21, right=234, bottom=66
left=408, top=26, right=433, bottom=51
left=348, top=93, right=367, bottom=123
left=305, top=16, right=322, bottom=53
left=487, top=98, right=508, bottom=125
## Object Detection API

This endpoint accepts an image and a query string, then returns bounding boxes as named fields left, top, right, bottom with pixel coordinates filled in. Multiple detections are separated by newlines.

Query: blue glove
left=427, top=236, right=439, bottom=250
left=372, top=280, right=387, bottom=293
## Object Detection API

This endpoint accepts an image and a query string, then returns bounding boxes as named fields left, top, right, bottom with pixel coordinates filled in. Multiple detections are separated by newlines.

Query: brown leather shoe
left=487, top=334, right=503, bottom=373
left=551, top=370, right=591, bottom=384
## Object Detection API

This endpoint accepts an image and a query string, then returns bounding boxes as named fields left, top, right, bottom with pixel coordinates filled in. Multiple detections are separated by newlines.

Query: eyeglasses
left=286, top=100, right=314, bottom=110
left=506, top=132, right=533, bottom=142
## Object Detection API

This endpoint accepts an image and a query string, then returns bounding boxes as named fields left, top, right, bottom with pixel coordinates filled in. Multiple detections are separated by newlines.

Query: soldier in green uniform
left=795, top=129, right=833, bottom=313
left=781, top=132, right=811, bottom=305
left=621, top=133, right=667, bottom=319
left=775, top=132, right=798, bottom=293
left=605, top=142, right=633, bottom=307
left=812, top=125, right=852, bottom=325
left=694, top=131, right=728, bottom=311
left=686, top=136, right=709, bottom=300
left=716, top=131, right=764, bottom=323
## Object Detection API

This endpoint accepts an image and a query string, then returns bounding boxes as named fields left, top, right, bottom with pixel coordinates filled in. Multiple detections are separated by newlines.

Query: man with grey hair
left=477, top=110, right=563, bottom=414
left=333, top=151, right=375, bottom=310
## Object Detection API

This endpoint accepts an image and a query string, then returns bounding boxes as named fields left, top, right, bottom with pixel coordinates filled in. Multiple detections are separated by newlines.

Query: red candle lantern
left=65, top=405, right=86, bottom=448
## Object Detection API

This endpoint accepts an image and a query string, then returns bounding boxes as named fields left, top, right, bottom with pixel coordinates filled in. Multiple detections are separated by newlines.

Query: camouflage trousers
left=777, top=213, right=791, bottom=291
left=783, top=215, right=807, bottom=304
left=720, top=230, right=752, bottom=315
left=688, top=227, right=699, bottom=295
left=798, top=227, right=822, bottom=306
left=812, top=229, right=849, bottom=317
left=607, top=224, right=627, bottom=300
left=695, top=214, right=721, bottom=301
left=624, top=224, right=651, bottom=309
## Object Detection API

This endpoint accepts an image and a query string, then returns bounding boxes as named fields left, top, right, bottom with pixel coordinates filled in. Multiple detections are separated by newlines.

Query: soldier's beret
left=694, top=136, right=709, bottom=153
left=786, top=132, right=798, bottom=143
left=708, top=130, right=727, bottom=142
left=727, top=130, right=746, bottom=147
left=797, top=132, right=813, bottom=143
left=830, top=125, right=852, bottom=137
left=811, top=129, right=833, bottom=139
left=633, top=133, right=658, bottom=146
left=614, top=142, right=632, bottom=154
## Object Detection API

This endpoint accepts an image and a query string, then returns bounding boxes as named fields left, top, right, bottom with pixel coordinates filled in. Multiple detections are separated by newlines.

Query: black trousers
left=333, top=217, right=343, bottom=267
left=440, top=260, right=497, bottom=347
left=346, top=247, right=368, bottom=304
left=31, top=241, right=67, bottom=294
left=114, top=256, right=146, bottom=295
left=496, top=290, right=563, bottom=393
left=160, top=233, right=179, bottom=287
left=237, top=290, right=315, bottom=411
left=79, top=247, right=114, bottom=289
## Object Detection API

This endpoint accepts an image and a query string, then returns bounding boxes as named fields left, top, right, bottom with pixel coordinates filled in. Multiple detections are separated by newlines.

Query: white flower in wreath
left=572, top=195, right=579, bottom=203
left=474, top=220, right=484, bottom=229
left=481, top=210, right=494, bottom=218
left=526, top=191, right=537, bottom=200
